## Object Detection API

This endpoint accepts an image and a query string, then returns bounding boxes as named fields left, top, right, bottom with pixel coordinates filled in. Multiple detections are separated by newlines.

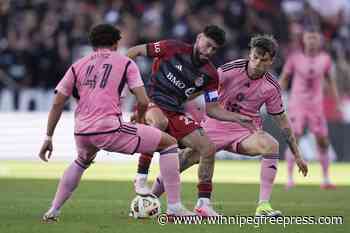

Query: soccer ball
left=129, top=194, right=161, bottom=219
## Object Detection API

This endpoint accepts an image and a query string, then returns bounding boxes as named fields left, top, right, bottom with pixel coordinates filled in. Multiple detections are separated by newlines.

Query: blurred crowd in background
left=0, top=0, right=350, bottom=123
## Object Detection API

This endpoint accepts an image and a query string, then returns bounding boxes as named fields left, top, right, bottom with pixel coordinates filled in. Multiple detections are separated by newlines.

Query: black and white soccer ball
left=129, top=194, right=161, bottom=219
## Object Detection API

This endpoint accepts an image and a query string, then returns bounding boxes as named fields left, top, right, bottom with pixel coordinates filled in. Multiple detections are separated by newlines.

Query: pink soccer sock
left=285, top=149, right=295, bottom=182
left=51, top=161, right=85, bottom=211
left=259, top=155, right=279, bottom=203
left=317, top=146, right=330, bottom=183
left=158, top=145, right=181, bottom=204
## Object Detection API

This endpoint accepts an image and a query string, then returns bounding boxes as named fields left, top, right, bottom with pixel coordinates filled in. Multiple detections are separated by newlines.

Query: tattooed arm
left=272, top=112, right=308, bottom=176
left=272, top=112, right=300, bottom=157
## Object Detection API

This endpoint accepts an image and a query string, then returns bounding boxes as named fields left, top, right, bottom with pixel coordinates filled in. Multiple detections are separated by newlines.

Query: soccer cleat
left=284, top=181, right=295, bottom=191
left=255, top=202, right=282, bottom=217
left=194, top=202, right=221, bottom=217
left=320, top=183, right=337, bottom=190
left=134, top=176, right=151, bottom=196
left=41, top=209, right=60, bottom=223
left=167, top=204, right=196, bottom=216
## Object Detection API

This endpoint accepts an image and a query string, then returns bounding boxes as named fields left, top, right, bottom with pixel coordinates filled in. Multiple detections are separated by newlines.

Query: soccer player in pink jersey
left=150, top=34, right=309, bottom=217
left=280, top=28, right=341, bottom=190
left=38, top=24, right=194, bottom=223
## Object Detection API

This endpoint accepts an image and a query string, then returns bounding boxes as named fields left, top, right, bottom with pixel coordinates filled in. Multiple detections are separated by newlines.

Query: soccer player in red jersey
left=127, top=25, right=254, bottom=216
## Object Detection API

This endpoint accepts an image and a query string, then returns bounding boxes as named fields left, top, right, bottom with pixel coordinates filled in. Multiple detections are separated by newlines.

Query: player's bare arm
left=272, top=112, right=308, bottom=176
left=127, top=44, right=147, bottom=60
left=325, top=73, right=341, bottom=113
left=130, top=86, right=150, bottom=123
left=38, top=92, right=69, bottom=162
left=205, top=101, right=256, bottom=131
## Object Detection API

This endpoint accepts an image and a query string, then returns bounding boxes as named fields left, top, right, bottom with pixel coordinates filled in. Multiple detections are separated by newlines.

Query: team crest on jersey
left=195, top=75, right=204, bottom=87
left=175, top=64, right=182, bottom=72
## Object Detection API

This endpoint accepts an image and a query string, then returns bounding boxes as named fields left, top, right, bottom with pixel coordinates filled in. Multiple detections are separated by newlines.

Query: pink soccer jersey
left=213, top=59, right=283, bottom=125
left=282, top=51, right=332, bottom=111
left=282, top=51, right=332, bottom=137
left=55, top=48, right=144, bottom=134
left=202, top=59, right=284, bottom=151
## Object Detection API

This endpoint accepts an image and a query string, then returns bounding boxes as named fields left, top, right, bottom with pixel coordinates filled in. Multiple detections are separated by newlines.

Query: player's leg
left=178, top=128, right=218, bottom=216
left=311, top=114, right=335, bottom=189
left=285, top=113, right=304, bottom=189
left=151, top=128, right=217, bottom=216
left=42, top=137, right=98, bottom=223
left=152, top=117, right=236, bottom=216
left=151, top=147, right=201, bottom=198
left=315, top=136, right=332, bottom=187
left=285, top=147, right=295, bottom=188
left=238, top=130, right=282, bottom=216
left=135, top=105, right=169, bottom=195
left=134, top=123, right=193, bottom=215
left=315, top=135, right=336, bottom=189
left=285, top=136, right=302, bottom=189
left=95, top=121, right=191, bottom=216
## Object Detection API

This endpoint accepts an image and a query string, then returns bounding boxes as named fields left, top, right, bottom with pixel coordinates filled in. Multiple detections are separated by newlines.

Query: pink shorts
left=74, top=122, right=162, bottom=168
left=201, top=117, right=256, bottom=153
left=288, top=107, right=328, bottom=137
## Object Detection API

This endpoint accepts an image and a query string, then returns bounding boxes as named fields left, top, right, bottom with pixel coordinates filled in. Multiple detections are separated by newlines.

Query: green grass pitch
left=0, top=160, right=348, bottom=233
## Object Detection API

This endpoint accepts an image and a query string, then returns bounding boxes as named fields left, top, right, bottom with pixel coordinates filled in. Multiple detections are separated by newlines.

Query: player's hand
left=130, top=112, right=137, bottom=123
left=295, top=157, right=308, bottom=177
left=235, top=114, right=256, bottom=132
left=38, top=138, right=53, bottom=162
left=130, top=111, right=145, bottom=124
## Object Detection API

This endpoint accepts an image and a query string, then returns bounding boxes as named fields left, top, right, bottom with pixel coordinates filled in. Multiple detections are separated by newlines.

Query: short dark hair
left=203, top=25, right=226, bottom=46
left=304, top=25, right=321, bottom=33
left=89, top=24, right=122, bottom=48
left=249, top=34, right=278, bottom=58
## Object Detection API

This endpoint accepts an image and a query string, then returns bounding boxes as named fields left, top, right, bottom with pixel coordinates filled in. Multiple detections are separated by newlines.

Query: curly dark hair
left=89, top=24, right=122, bottom=48
left=203, top=25, right=226, bottom=46
left=249, top=34, right=278, bottom=58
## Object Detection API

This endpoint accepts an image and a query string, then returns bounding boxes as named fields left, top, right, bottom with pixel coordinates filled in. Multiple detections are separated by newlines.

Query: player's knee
left=199, top=141, right=216, bottom=158
left=153, top=118, right=168, bottom=131
left=165, top=134, right=177, bottom=147
left=145, top=111, right=168, bottom=131
left=75, top=158, right=94, bottom=169
left=158, top=132, right=177, bottom=150
left=259, top=137, right=279, bottom=155
left=317, top=137, right=329, bottom=150
left=320, top=142, right=329, bottom=151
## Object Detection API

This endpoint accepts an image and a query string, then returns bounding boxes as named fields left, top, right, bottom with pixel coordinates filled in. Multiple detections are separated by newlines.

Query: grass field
left=0, top=160, right=349, bottom=233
